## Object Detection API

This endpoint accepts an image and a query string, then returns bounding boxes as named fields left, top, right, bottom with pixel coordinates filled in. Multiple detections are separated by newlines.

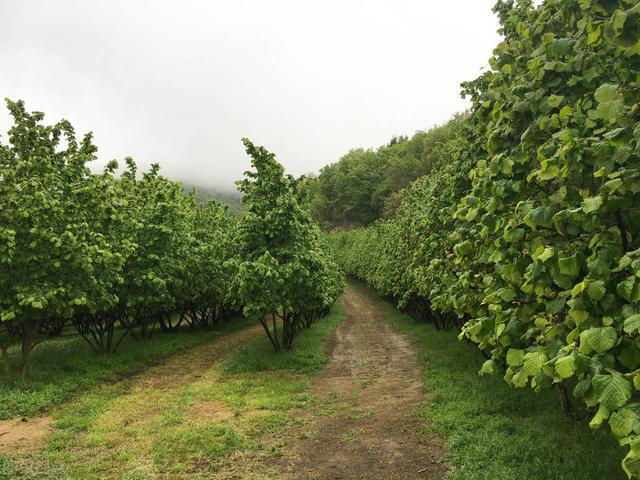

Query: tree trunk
left=556, top=383, right=573, bottom=418
left=259, top=316, right=280, bottom=351
left=19, top=330, right=35, bottom=378
left=1, top=347, right=10, bottom=374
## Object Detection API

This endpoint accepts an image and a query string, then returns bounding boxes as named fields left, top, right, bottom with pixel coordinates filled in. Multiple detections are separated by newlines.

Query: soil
left=0, top=416, right=53, bottom=454
left=281, top=285, right=446, bottom=479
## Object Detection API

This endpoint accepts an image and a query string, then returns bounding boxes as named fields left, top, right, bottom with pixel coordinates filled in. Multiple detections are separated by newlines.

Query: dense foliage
left=331, top=117, right=474, bottom=331
left=232, top=139, right=344, bottom=350
left=0, top=101, right=234, bottom=375
left=310, top=116, right=465, bottom=230
left=331, top=0, right=640, bottom=475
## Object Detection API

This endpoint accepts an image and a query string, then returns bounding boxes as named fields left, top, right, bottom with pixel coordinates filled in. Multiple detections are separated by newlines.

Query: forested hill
left=182, top=183, right=243, bottom=215
left=310, top=114, right=466, bottom=230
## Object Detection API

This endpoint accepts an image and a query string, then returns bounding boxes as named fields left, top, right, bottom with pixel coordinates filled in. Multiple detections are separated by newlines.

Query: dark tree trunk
left=1, top=347, right=10, bottom=374
left=18, top=321, right=43, bottom=378
left=259, top=315, right=280, bottom=351
left=556, top=383, right=573, bottom=418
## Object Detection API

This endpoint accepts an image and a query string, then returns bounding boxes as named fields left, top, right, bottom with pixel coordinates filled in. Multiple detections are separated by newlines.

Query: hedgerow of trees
left=330, top=0, right=640, bottom=475
left=0, top=100, right=240, bottom=375
left=232, top=139, right=344, bottom=350
left=0, top=100, right=342, bottom=377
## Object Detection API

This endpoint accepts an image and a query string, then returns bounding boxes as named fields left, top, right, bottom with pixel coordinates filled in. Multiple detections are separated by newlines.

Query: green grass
left=0, top=317, right=254, bottom=420
left=355, top=282, right=626, bottom=480
left=222, top=306, right=345, bottom=375
left=2, top=303, right=346, bottom=479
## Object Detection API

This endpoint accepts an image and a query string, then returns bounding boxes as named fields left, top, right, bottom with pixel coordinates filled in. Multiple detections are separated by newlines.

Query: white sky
left=0, top=0, right=501, bottom=192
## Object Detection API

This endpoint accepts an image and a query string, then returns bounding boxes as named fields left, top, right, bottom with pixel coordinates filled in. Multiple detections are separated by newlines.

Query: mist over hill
left=182, top=183, right=243, bottom=215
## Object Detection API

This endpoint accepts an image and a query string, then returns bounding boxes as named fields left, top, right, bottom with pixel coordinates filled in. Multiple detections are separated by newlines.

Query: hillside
left=182, top=183, right=244, bottom=215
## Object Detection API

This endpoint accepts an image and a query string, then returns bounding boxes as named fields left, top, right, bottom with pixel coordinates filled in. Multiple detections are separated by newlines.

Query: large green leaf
left=555, top=355, right=576, bottom=379
left=592, top=374, right=632, bottom=410
left=610, top=408, right=638, bottom=438
left=580, top=327, right=618, bottom=354
left=595, top=83, right=619, bottom=103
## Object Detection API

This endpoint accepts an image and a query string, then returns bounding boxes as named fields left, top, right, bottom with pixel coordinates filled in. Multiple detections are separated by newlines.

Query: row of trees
left=331, top=0, right=640, bottom=476
left=0, top=100, right=343, bottom=377
left=0, top=100, right=237, bottom=376
left=232, top=139, right=344, bottom=350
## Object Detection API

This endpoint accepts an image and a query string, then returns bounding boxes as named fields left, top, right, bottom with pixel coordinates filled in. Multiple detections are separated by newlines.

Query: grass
left=221, top=306, right=345, bottom=375
left=354, top=281, right=626, bottom=480
left=0, top=317, right=255, bottom=420
left=2, top=303, right=346, bottom=479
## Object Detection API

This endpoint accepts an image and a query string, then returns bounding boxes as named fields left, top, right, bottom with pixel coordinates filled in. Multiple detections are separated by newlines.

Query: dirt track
left=282, top=284, right=445, bottom=479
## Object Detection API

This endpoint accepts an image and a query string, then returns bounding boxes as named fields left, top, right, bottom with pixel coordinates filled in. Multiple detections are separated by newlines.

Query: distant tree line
left=310, top=115, right=466, bottom=229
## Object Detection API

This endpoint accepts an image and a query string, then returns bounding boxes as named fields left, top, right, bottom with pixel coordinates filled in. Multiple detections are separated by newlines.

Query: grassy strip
left=222, top=304, right=345, bottom=375
left=355, top=282, right=625, bottom=480
left=0, top=317, right=254, bottom=420
left=4, top=303, right=346, bottom=479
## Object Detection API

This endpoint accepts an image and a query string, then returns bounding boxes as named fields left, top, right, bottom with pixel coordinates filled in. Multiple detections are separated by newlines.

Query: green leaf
left=546, top=297, right=565, bottom=315
left=609, top=409, right=637, bottom=437
left=0, top=311, right=16, bottom=321
left=555, top=355, right=576, bottom=379
left=588, top=257, right=610, bottom=277
left=586, top=281, right=606, bottom=301
left=580, top=327, right=618, bottom=354
left=523, top=351, right=547, bottom=376
left=569, top=309, right=589, bottom=325
left=511, top=369, right=529, bottom=388
left=574, top=378, right=591, bottom=399
left=582, top=196, right=603, bottom=213
left=595, top=83, right=619, bottom=104
left=455, top=240, right=473, bottom=257
left=499, top=264, right=522, bottom=284
left=592, top=373, right=632, bottom=410
left=589, top=404, right=611, bottom=429
left=504, top=228, right=525, bottom=243
left=498, top=288, right=517, bottom=302
left=506, top=348, right=525, bottom=367
left=537, top=247, right=555, bottom=262
left=624, top=314, right=640, bottom=334
left=479, top=359, right=496, bottom=376
left=618, top=276, right=640, bottom=303
left=623, top=450, right=640, bottom=478
left=548, top=95, right=564, bottom=108
left=524, top=207, right=553, bottom=228
left=559, top=255, right=581, bottom=278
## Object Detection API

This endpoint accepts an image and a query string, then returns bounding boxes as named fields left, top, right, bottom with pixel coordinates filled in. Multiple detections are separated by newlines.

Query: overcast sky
left=0, top=0, right=501, bottom=192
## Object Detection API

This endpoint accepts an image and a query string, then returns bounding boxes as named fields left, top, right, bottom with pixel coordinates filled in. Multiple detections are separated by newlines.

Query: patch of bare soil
left=0, top=416, right=53, bottom=454
left=283, top=286, right=446, bottom=480
left=188, top=399, right=235, bottom=423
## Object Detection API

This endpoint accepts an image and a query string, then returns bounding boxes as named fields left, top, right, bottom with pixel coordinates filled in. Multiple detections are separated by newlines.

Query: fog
left=0, top=0, right=500, bottom=193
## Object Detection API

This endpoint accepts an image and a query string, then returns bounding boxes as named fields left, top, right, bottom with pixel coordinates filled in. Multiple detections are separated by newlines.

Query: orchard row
left=0, top=100, right=343, bottom=377
left=331, top=0, right=640, bottom=476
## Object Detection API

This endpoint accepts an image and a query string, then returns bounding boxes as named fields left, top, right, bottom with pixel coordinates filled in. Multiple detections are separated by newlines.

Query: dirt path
left=0, top=416, right=53, bottom=455
left=282, top=284, right=445, bottom=479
